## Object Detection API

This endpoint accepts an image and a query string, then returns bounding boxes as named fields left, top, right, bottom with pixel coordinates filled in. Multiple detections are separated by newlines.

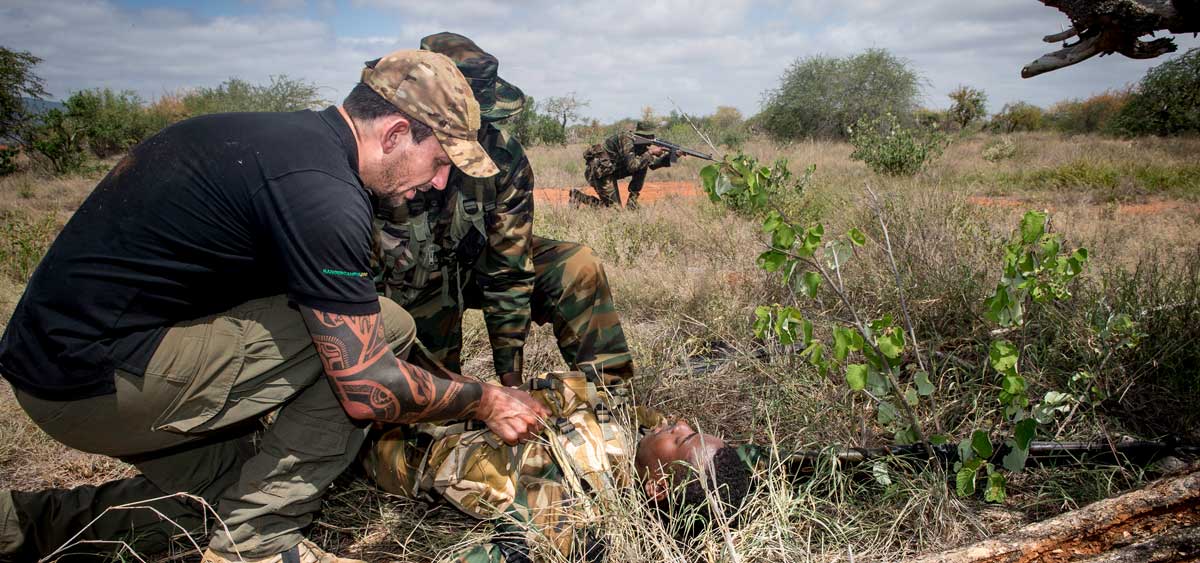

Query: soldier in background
left=362, top=370, right=754, bottom=563
left=375, top=33, right=636, bottom=391
left=573, top=122, right=681, bottom=210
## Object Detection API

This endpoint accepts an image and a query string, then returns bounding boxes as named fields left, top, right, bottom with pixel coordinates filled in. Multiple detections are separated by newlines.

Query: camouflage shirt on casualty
left=373, top=122, right=535, bottom=376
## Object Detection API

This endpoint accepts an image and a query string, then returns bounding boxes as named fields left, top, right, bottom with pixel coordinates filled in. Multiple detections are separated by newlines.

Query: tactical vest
left=375, top=171, right=497, bottom=308
left=363, top=371, right=634, bottom=521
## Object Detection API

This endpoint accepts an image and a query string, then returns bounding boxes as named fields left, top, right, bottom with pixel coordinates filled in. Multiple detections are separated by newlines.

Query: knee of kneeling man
left=378, top=297, right=416, bottom=351
left=565, top=245, right=605, bottom=287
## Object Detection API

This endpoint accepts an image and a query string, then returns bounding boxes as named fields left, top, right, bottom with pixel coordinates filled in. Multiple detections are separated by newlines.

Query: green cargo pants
left=2, top=294, right=415, bottom=560
left=401, top=237, right=634, bottom=387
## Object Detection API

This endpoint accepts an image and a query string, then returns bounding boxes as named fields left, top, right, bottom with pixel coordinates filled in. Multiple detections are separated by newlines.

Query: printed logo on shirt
left=321, top=268, right=370, bottom=278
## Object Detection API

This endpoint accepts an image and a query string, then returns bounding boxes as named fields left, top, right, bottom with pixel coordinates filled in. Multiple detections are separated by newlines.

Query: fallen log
left=903, top=465, right=1200, bottom=563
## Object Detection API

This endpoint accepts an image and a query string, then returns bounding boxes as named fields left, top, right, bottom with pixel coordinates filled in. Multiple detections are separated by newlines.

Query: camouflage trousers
left=580, top=168, right=649, bottom=209
left=397, top=237, right=633, bottom=385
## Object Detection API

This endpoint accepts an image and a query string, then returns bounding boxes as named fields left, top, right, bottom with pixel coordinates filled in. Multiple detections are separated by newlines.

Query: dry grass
left=0, top=132, right=1197, bottom=561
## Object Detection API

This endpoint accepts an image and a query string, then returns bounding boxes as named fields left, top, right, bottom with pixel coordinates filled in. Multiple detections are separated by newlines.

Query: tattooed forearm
left=300, top=307, right=483, bottom=423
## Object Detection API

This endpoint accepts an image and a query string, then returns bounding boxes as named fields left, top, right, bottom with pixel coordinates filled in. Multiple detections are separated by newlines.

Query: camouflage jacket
left=364, top=371, right=634, bottom=562
left=373, top=122, right=535, bottom=376
left=585, top=132, right=672, bottom=181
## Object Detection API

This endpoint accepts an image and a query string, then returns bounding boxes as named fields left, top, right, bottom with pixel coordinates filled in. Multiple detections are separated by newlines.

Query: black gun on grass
left=631, top=133, right=717, bottom=162
left=770, top=438, right=1199, bottom=476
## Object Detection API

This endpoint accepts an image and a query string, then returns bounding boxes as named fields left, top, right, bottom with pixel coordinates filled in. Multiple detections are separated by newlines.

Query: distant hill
left=22, top=97, right=65, bottom=114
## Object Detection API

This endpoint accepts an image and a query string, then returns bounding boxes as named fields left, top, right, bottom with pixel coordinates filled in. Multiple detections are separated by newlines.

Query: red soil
left=536, top=181, right=702, bottom=206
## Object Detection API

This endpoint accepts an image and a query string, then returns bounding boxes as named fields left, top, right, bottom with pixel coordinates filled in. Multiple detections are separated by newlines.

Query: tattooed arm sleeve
left=299, top=306, right=483, bottom=423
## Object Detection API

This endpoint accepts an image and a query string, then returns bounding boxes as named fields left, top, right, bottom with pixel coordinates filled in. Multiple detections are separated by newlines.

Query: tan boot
left=201, top=538, right=366, bottom=563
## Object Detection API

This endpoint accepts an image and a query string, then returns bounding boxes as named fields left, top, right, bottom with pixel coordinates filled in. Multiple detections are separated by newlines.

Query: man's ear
left=380, top=117, right=412, bottom=154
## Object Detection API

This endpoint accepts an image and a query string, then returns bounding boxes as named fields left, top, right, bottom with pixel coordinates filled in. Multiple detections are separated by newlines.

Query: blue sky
left=3, top=0, right=1197, bottom=122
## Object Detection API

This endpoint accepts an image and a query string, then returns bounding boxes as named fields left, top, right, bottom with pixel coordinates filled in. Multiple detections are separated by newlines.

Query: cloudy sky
left=3, top=0, right=1197, bottom=122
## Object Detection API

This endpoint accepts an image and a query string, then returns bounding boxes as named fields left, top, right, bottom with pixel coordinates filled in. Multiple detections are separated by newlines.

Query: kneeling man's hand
left=476, top=385, right=550, bottom=445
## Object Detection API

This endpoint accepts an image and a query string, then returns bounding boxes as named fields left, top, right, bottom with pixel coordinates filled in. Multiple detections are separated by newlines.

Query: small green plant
left=848, top=113, right=946, bottom=176
left=1, top=211, right=57, bottom=282
left=699, top=152, right=812, bottom=216
left=981, top=137, right=1016, bottom=163
left=0, top=144, right=19, bottom=176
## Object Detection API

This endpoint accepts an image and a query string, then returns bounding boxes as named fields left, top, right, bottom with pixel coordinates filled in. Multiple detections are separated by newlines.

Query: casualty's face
left=375, top=131, right=454, bottom=201
left=634, top=417, right=725, bottom=481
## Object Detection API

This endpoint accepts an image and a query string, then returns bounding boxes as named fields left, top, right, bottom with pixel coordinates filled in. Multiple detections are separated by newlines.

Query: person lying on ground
left=362, top=370, right=753, bottom=563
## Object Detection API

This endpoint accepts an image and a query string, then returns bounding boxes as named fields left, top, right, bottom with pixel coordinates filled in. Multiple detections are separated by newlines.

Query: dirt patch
left=536, top=181, right=702, bottom=206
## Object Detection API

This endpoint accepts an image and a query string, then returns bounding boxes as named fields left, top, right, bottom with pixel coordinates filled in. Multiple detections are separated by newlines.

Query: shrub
left=0, top=210, right=58, bottom=283
left=948, top=86, right=988, bottom=130
left=982, top=137, right=1017, bottom=162
left=757, top=49, right=922, bottom=140
left=1, top=46, right=49, bottom=144
left=64, top=88, right=162, bottom=158
left=849, top=113, right=947, bottom=176
left=28, top=108, right=86, bottom=175
left=1048, top=90, right=1130, bottom=135
left=0, top=144, right=18, bottom=175
left=1112, top=48, right=1200, bottom=136
left=989, top=102, right=1046, bottom=133
left=182, top=75, right=327, bottom=116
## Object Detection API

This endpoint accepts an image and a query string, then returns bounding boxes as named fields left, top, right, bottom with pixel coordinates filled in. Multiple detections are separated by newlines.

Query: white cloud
left=1, top=0, right=1196, bottom=122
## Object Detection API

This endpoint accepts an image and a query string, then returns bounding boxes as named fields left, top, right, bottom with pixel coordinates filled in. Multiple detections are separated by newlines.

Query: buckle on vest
left=594, top=404, right=612, bottom=423
left=463, top=198, right=479, bottom=214
left=529, top=378, right=559, bottom=391
left=407, top=198, right=425, bottom=215
left=555, top=417, right=576, bottom=434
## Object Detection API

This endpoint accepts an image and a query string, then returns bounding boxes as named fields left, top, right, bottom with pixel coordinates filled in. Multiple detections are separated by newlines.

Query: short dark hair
left=343, top=82, right=434, bottom=144
left=654, top=446, right=752, bottom=537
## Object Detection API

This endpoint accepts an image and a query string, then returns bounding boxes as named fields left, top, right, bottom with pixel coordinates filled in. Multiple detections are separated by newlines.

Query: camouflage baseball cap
left=419, top=32, right=526, bottom=122
left=361, top=49, right=499, bottom=178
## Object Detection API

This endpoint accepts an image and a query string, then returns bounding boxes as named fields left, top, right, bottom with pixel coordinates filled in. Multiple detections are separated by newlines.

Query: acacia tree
left=0, top=46, right=49, bottom=143
left=757, top=49, right=922, bottom=140
left=948, top=86, right=987, bottom=130
left=542, top=93, right=589, bottom=140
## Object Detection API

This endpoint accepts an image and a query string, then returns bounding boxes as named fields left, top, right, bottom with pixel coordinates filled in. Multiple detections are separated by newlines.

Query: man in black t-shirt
left=0, top=50, right=549, bottom=562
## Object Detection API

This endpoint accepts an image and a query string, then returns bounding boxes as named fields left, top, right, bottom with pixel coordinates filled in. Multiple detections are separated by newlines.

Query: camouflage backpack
left=582, top=143, right=616, bottom=184
left=363, top=370, right=632, bottom=520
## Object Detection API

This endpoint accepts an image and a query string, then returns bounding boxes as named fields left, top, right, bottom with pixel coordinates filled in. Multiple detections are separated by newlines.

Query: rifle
left=774, top=438, right=1199, bottom=475
left=631, top=133, right=717, bottom=162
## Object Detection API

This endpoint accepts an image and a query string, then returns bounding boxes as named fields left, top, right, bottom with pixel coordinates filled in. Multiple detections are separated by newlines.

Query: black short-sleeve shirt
left=0, top=106, right=380, bottom=400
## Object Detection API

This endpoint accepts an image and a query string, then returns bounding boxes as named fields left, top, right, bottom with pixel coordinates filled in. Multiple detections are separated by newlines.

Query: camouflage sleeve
left=621, top=133, right=670, bottom=173
left=475, top=128, right=536, bottom=378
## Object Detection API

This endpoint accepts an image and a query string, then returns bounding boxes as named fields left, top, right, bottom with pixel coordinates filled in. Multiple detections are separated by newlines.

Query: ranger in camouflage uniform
left=362, top=371, right=754, bottom=563
left=572, top=124, right=678, bottom=210
left=375, top=32, right=634, bottom=390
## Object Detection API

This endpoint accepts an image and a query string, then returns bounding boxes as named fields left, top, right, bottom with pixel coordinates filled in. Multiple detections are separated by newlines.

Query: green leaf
left=894, top=426, right=919, bottom=445
left=877, top=328, right=905, bottom=359
left=930, top=434, right=949, bottom=446
left=833, top=328, right=851, bottom=361
left=846, top=364, right=868, bottom=391
left=989, top=340, right=1019, bottom=376
left=802, top=319, right=814, bottom=346
left=956, top=466, right=977, bottom=497
left=1001, top=439, right=1029, bottom=473
left=876, top=400, right=897, bottom=424
left=904, top=387, right=919, bottom=407
left=971, top=430, right=994, bottom=459
left=757, top=250, right=788, bottom=272
left=915, top=371, right=934, bottom=396
left=800, top=271, right=821, bottom=298
left=1019, top=211, right=1047, bottom=244
left=984, top=468, right=1007, bottom=503
left=1013, top=418, right=1037, bottom=450
left=699, top=164, right=719, bottom=195
left=825, top=240, right=852, bottom=270
left=762, top=211, right=783, bottom=233
left=958, top=437, right=975, bottom=462
left=772, top=225, right=797, bottom=249
left=848, top=227, right=866, bottom=246
left=1002, top=374, right=1026, bottom=396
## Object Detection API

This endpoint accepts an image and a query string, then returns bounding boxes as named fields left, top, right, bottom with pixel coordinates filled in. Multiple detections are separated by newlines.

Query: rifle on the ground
left=631, top=133, right=717, bottom=162
left=775, top=438, right=1198, bottom=475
